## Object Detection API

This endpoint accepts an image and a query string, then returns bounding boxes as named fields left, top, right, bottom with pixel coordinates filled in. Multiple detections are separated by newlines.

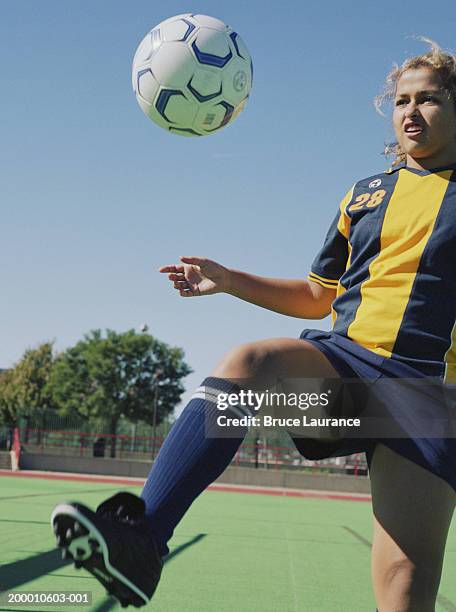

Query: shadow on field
left=0, top=534, right=207, bottom=611
left=0, top=549, right=70, bottom=592
left=164, top=532, right=206, bottom=563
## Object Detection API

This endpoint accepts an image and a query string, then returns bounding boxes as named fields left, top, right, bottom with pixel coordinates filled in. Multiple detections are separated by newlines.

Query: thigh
left=212, top=337, right=341, bottom=383
left=370, top=444, right=455, bottom=607
left=212, top=337, right=348, bottom=448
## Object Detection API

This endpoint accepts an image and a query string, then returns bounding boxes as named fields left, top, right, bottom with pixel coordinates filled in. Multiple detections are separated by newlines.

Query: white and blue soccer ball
left=132, top=14, right=253, bottom=137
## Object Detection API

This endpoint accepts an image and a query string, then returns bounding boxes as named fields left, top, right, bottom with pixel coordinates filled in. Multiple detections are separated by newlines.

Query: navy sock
left=141, top=377, right=251, bottom=556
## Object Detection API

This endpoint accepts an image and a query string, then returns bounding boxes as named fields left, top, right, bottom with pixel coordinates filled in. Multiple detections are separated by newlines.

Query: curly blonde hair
left=375, top=38, right=456, bottom=166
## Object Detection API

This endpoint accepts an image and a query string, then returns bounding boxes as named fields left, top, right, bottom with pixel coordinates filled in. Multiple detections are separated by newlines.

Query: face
left=393, top=67, right=456, bottom=170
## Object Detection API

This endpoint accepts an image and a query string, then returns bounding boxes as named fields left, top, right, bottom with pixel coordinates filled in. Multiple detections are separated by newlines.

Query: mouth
left=404, top=122, right=424, bottom=139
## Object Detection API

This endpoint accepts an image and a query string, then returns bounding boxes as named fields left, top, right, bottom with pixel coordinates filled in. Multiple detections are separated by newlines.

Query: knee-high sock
left=141, top=377, right=251, bottom=556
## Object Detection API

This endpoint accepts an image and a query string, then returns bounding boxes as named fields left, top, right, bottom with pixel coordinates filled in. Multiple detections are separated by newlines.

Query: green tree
left=0, top=343, right=55, bottom=429
left=14, top=342, right=55, bottom=413
left=0, top=369, right=18, bottom=427
left=48, top=329, right=191, bottom=457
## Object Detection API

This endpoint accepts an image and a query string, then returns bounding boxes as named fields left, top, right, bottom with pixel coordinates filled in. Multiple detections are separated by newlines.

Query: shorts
left=294, top=329, right=456, bottom=491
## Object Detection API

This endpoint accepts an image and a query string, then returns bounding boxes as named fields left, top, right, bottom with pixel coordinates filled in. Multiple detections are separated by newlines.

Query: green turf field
left=0, top=475, right=455, bottom=611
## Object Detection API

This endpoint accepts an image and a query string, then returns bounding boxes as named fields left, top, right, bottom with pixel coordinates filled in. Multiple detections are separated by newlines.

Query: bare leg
left=370, top=444, right=455, bottom=611
left=212, top=337, right=340, bottom=382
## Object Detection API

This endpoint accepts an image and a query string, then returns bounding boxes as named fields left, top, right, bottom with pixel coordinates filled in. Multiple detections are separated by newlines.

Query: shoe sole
left=51, top=503, right=149, bottom=608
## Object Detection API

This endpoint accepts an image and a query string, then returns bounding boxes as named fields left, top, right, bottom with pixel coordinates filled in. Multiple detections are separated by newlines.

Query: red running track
left=0, top=469, right=371, bottom=503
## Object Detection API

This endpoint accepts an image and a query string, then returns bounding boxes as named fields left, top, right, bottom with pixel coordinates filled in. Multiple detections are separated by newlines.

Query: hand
left=159, top=256, right=229, bottom=297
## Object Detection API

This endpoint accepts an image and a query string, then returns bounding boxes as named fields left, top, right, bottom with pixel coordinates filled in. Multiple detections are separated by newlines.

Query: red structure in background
left=21, top=428, right=368, bottom=476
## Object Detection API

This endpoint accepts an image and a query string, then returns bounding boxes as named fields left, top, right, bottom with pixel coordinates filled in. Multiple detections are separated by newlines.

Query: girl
left=52, top=40, right=456, bottom=611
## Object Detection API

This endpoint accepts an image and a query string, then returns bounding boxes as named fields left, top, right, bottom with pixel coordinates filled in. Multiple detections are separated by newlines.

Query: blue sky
left=2, top=1, right=454, bottom=409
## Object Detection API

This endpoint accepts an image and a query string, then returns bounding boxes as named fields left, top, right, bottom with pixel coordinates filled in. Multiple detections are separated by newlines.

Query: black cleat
left=51, top=492, right=162, bottom=608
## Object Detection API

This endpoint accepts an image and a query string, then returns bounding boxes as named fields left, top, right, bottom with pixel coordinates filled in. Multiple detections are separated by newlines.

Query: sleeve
left=307, top=186, right=353, bottom=289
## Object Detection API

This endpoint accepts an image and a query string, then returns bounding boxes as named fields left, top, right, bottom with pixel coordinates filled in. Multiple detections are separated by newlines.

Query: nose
left=404, top=101, right=420, bottom=118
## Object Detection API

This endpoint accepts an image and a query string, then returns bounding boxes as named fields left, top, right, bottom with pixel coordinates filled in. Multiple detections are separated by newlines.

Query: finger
left=180, top=256, right=205, bottom=266
left=159, top=265, right=185, bottom=273
left=174, top=281, right=189, bottom=289
left=168, top=273, right=186, bottom=281
left=179, top=288, right=195, bottom=297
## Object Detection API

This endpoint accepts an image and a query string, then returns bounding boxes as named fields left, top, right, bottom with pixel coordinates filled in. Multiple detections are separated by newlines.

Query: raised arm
left=159, top=256, right=335, bottom=319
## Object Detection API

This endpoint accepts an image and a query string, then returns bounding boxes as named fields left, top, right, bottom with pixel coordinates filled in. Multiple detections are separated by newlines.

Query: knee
left=377, top=558, right=439, bottom=611
left=213, top=342, right=276, bottom=379
left=382, top=558, right=415, bottom=592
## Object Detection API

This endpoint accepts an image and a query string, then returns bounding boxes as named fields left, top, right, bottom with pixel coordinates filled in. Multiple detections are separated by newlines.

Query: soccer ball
left=131, top=14, right=253, bottom=136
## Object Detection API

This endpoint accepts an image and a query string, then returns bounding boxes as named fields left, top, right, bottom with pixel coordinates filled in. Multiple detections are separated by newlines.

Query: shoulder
left=337, top=167, right=403, bottom=217
left=352, top=166, right=402, bottom=191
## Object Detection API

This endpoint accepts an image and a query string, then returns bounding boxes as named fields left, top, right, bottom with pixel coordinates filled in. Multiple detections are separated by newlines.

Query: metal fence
left=20, top=428, right=368, bottom=476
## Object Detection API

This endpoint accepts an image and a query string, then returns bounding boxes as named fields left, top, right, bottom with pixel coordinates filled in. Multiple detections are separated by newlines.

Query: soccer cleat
left=51, top=492, right=162, bottom=608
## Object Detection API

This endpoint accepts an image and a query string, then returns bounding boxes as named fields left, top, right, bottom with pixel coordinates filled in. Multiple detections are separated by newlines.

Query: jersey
left=308, top=163, right=456, bottom=382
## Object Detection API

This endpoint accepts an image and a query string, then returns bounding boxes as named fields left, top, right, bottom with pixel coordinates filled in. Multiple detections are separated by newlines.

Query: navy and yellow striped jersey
left=308, top=164, right=456, bottom=382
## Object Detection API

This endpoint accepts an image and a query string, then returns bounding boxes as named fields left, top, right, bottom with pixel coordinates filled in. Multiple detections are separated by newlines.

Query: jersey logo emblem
left=369, top=178, right=382, bottom=189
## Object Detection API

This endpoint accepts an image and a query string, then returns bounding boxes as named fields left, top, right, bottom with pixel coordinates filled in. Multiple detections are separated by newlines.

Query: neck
left=406, top=153, right=456, bottom=171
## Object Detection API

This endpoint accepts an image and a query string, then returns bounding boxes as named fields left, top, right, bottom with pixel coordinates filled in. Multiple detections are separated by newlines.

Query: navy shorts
left=293, top=329, right=456, bottom=491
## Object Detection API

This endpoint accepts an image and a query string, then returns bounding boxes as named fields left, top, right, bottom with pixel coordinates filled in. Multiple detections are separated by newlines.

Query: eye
left=422, top=95, right=438, bottom=103
left=395, top=99, right=407, bottom=107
